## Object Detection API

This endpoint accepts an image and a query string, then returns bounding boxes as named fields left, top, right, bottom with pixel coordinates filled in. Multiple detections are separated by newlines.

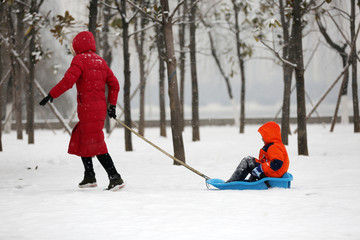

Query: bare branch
left=128, top=22, right=159, bottom=38
left=330, top=6, right=351, bottom=19
left=305, top=40, right=321, bottom=71
left=114, top=0, right=127, bottom=23
left=169, top=0, right=185, bottom=20
left=128, top=10, right=139, bottom=24
left=172, top=0, right=202, bottom=24
left=15, top=0, right=31, bottom=8
left=0, top=68, right=11, bottom=88
left=125, top=0, right=161, bottom=23
left=308, top=0, right=326, bottom=11
left=327, top=11, right=360, bottom=62
left=99, top=0, right=118, bottom=10
left=202, top=0, right=222, bottom=19
left=259, top=38, right=297, bottom=68
left=294, top=20, right=360, bottom=133
left=327, top=11, right=351, bottom=46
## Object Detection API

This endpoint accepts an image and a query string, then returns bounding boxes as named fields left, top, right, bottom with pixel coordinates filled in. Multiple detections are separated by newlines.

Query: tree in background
left=155, top=0, right=167, bottom=137
left=198, top=2, right=238, bottom=127
left=133, top=0, right=150, bottom=137
left=130, top=0, right=187, bottom=162
left=178, top=0, right=187, bottom=131
left=89, top=0, right=98, bottom=40
left=0, top=0, right=4, bottom=151
left=100, top=0, right=115, bottom=133
left=160, top=0, right=186, bottom=164
left=278, top=0, right=294, bottom=145
left=292, top=0, right=308, bottom=155
left=231, top=0, right=248, bottom=134
left=1, top=0, right=46, bottom=146
left=5, top=2, right=24, bottom=140
left=115, top=0, right=134, bottom=151
left=26, top=0, right=45, bottom=144
left=189, top=0, right=200, bottom=141
left=350, top=0, right=360, bottom=132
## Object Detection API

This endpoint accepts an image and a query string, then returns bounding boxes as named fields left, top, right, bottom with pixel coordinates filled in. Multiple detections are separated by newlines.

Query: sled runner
left=206, top=172, right=293, bottom=190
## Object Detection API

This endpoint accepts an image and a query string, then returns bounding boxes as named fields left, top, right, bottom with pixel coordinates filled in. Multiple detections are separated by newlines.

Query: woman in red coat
left=227, top=121, right=289, bottom=182
left=40, top=31, right=124, bottom=191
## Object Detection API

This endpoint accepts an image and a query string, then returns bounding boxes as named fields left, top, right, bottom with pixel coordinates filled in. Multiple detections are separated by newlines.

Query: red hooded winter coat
left=256, top=121, right=289, bottom=178
left=49, top=31, right=119, bottom=157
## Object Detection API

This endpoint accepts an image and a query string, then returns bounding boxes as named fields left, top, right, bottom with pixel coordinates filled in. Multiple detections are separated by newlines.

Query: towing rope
left=115, top=119, right=211, bottom=181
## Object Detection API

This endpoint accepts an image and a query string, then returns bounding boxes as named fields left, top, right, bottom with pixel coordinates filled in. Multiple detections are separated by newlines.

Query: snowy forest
left=1, top=0, right=360, bottom=160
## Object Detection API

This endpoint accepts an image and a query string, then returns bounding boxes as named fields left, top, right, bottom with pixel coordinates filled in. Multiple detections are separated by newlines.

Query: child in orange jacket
left=227, top=121, right=289, bottom=182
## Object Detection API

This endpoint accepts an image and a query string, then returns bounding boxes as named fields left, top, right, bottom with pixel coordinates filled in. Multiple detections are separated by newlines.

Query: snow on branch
left=326, top=12, right=360, bottom=63
left=125, top=0, right=161, bottom=23
left=172, top=0, right=202, bottom=24
left=258, top=38, right=297, bottom=68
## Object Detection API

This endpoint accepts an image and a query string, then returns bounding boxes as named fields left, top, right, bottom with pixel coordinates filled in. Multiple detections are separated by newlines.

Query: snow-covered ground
left=1, top=123, right=359, bottom=240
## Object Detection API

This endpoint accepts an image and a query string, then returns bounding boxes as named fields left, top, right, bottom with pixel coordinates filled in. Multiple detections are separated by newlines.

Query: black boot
left=107, top=174, right=125, bottom=190
left=97, top=153, right=125, bottom=191
left=79, top=157, right=97, bottom=188
left=78, top=171, right=97, bottom=188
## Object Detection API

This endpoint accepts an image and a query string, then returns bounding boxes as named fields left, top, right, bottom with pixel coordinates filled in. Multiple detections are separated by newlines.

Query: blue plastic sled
left=206, top=172, right=293, bottom=190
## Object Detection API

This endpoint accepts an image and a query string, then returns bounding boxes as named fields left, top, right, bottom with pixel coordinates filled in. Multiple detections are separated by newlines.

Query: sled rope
left=115, top=119, right=211, bottom=180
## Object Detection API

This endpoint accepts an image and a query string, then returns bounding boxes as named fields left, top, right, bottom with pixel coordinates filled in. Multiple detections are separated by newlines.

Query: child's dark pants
left=227, top=156, right=260, bottom=182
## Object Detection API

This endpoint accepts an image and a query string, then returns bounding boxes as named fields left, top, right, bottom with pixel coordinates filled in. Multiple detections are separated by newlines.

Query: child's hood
left=72, top=31, right=96, bottom=54
left=258, top=121, right=282, bottom=144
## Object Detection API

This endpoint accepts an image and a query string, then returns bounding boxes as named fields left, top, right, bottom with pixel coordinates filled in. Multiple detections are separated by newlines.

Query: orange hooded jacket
left=256, top=121, right=289, bottom=178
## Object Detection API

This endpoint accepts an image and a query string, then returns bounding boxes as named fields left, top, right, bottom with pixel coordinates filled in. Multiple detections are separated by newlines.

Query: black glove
left=39, top=94, right=53, bottom=106
left=107, top=104, right=116, bottom=119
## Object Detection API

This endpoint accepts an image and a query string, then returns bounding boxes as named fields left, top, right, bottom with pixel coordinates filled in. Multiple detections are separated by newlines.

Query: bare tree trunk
left=102, top=0, right=113, bottom=66
left=0, top=2, right=4, bottom=151
left=0, top=79, right=2, bottom=152
left=351, top=0, right=360, bottom=132
left=178, top=0, right=187, bottom=131
left=316, top=13, right=349, bottom=131
left=26, top=0, right=38, bottom=144
left=7, top=5, right=22, bottom=140
left=239, top=57, right=246, bottom=133
left=116, top=0, right=133, bottom=151
left=279, top=0, right=293, bottom=145
left=0, top=84, right=2, bottom=150
left=102, top=0, right=113, bottom=133
left=89, top=0, right=98, bottom=40
left=232, top=0, right=246, bottom=133
left=292, top=0, right=308, bottom=156
left=16, top=2, right=25, bottom=140
left=189, top=0, right=199, bottom=141
left=156, top=21, right=167, bottom=137
left=199, top=14, right=238, bottom=127
left=134, top=3, right=147, bottom=136
left=160, top=0, right=186, bottom=164
left=281, top=65, right=293, bottom=145
left=331, top=74, right=350, bottom=132
left=5, top=78, right=13, bottom=134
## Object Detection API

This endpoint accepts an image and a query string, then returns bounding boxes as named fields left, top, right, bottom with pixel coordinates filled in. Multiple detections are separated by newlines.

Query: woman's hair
left=69, top=35, right=76, bottom=56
